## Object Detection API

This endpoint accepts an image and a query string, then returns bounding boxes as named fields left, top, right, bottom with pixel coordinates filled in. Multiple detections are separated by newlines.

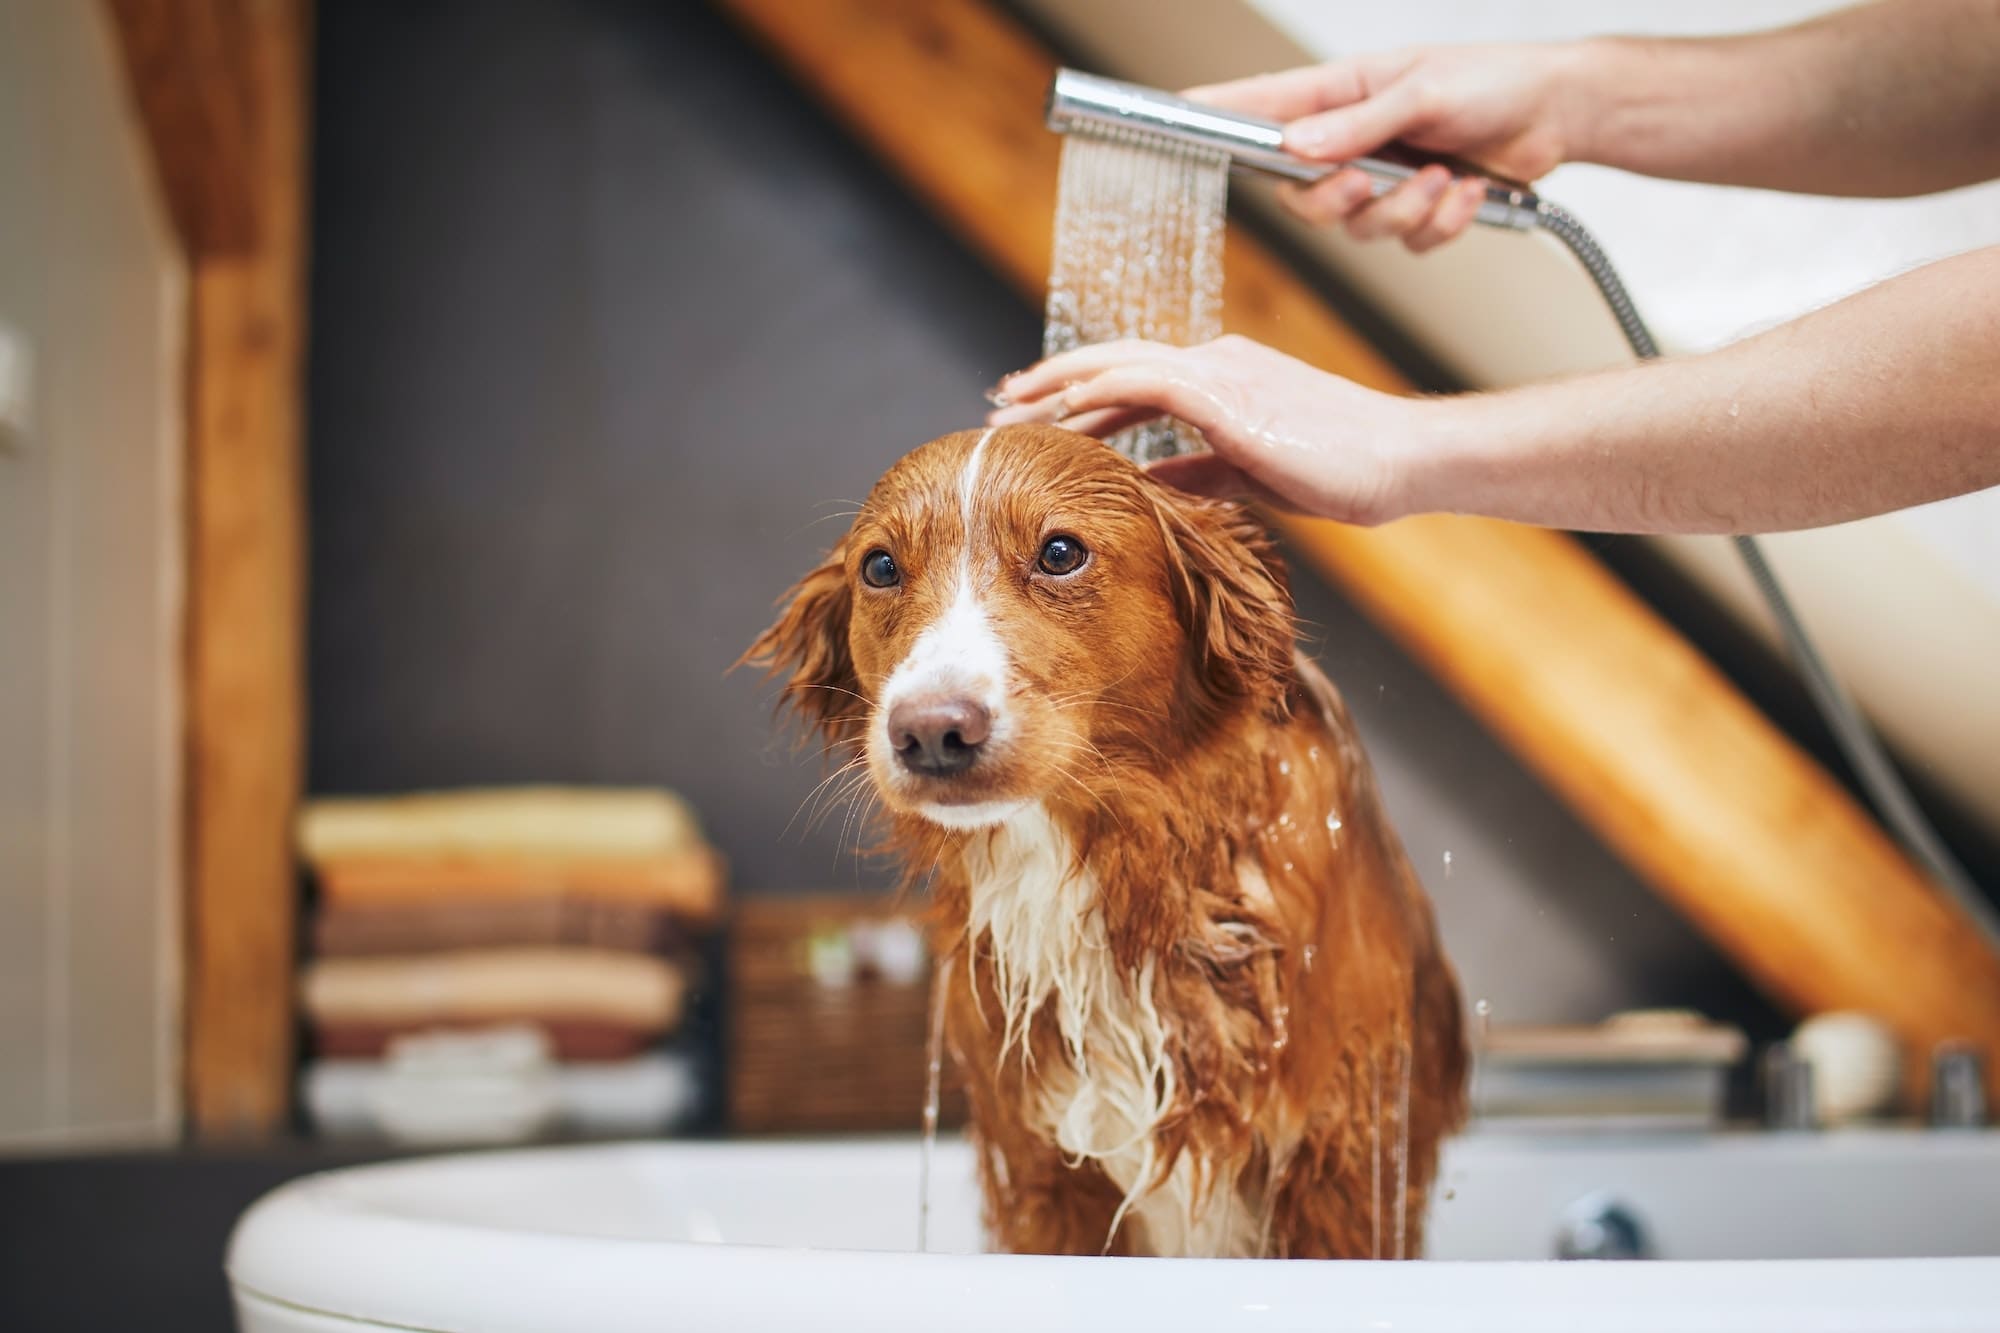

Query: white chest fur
left=961, top=807, right=1261, bottom=1257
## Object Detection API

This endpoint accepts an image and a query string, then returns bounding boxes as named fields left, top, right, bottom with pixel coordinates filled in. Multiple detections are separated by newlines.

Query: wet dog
left=748, top=424, right=1464, bottom=1257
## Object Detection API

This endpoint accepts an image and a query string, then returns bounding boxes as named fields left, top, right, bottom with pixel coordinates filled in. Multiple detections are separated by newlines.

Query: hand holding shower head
left=1045, top=69, right=1541, bottom=232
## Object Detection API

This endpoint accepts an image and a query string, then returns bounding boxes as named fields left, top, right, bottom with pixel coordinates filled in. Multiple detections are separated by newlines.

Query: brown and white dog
left=748, top=424, right=1465, bottom=1259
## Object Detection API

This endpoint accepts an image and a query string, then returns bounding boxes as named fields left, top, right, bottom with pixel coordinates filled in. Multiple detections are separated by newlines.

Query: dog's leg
left=971, top=1129, right=1136, bottom=1256
left=1264, top=966, right=1467, bottom=1259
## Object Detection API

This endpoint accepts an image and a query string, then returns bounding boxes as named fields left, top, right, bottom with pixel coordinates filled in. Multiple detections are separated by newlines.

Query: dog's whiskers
left=1048, top=755, right=1127, bottom=836
left=793, top=682, right=879, bottom=708
left=788, top=754, right=873, bottom=840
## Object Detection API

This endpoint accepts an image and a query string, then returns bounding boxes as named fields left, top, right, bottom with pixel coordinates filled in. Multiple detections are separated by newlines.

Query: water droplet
left=1277, top=812, right=1293, bottom=829
left=1442, top=850, right=1454, bottom=878
left=1283, top=860, right=1294, bottom=873
left=1325, top=811, right=1342, bottom=833
left=1473, top=998, right=1491, bottom=1018
left=1307, top=746, right=1321, bottom=762
left=1302, top=944, right=1317, bottom=972
left=1278, top=759, right=1290, bottom=776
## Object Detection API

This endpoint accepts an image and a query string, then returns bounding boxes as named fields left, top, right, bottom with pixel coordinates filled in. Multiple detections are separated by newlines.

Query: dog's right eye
left=860, top=549, right=900, bottom=588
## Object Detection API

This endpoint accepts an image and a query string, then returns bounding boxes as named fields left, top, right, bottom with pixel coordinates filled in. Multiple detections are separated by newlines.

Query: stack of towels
left=297, top=787, right=722, bottom=1143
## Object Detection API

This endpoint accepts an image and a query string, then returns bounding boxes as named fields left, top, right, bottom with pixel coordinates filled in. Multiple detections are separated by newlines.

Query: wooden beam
left=715, top=0, right=2000, bottom=1103
left=103, top=0, right=263, bottom=256
left=106, top=0, right=310, bottom=1136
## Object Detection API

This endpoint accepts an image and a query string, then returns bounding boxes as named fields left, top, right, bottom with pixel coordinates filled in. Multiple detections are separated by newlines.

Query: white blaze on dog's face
left=851, top=427, right=1189, bottom=828
left=751, top=425, right=1294, bottom=831
left=863, top=429, right=1022, bottom=827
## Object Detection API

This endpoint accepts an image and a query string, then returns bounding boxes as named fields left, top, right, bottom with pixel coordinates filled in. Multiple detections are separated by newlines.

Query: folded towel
left=312, top=1018, right=663, bottom=1062
left=299, top=947, right=686, bottom=1029
left=299, top=787, right=703, bottom=864
left=312, top=848, right=724, bottom=921
left=302, top=1050, right=702, bottom=1140
left=313, top=896, right=683, bottom=956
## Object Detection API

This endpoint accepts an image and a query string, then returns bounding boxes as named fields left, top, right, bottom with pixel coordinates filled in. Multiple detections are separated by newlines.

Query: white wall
left=0, top=0, right=185, bottom=1148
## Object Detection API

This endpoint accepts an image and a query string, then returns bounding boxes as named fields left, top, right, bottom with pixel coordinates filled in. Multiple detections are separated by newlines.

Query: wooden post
left=106, top=0, right=310, bottom=1137
left=714, top=0, right=2000, bottom=1101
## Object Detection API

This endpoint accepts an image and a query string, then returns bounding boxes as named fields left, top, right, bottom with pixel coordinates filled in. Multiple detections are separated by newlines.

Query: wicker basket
left=728, top=893, right=969, bottom=1134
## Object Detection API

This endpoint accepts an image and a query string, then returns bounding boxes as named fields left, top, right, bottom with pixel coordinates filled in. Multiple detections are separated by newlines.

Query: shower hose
left=1531, top=200, right=1998, bottom=949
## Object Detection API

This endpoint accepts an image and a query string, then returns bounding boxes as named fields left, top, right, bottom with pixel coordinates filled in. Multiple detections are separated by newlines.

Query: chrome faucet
left=1762, top=1042, right=1818, bottom=1131
left=1932, top=1044, right=1988, bottom=1128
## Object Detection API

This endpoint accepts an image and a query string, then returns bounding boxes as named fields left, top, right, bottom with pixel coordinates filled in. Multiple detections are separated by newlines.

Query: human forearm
left=1572, top=2, right=2000, bottom=196
left=1189, top=2, right=2000, bottom=250
left=1410, top=247, right=2000, bottom=533
left=991, top=249, right=1999, bottom=533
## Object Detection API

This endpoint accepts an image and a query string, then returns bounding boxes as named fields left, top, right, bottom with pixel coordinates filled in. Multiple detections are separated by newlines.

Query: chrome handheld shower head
left=1045, top=69, right=1540, bottom=231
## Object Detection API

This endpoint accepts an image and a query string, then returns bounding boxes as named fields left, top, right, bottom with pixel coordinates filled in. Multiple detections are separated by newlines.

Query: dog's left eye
left=1037, top=535, right=1088, bottom=576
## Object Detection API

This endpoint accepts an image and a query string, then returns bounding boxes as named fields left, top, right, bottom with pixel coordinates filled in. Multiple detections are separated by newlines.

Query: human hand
left=986, top=336, right=1447, bottom=527
left=1187, top=43, right=1587, bottom=251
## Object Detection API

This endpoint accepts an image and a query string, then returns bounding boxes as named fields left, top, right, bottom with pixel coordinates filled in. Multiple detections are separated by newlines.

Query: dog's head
left=746, top=426, right=1294, bottom=830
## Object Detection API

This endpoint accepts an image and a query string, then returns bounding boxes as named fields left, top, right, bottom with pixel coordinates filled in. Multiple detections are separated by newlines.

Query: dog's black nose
left=888, top=695, right=991, bottom=776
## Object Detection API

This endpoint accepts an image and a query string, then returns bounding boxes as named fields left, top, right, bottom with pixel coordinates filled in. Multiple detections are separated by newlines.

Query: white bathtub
left=228, top=1130, right=2000, bottom=1332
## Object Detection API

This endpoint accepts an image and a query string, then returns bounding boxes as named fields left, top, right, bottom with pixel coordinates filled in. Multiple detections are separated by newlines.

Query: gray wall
left=309, top=0, right=1773, bottom=1030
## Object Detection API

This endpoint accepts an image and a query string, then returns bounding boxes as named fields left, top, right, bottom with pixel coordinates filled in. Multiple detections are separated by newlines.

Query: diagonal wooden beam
left=103, top=0, right=263, bottom=256
left=715, top=0, right=2000, bottom=1103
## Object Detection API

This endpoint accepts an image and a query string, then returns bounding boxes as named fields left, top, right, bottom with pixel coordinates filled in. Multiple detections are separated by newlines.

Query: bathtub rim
left=225, top=1138, right=2000, bottom=1333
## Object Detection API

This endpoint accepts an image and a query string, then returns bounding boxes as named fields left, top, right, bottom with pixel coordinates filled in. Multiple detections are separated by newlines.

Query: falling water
left=1471, top=998, right=1493, bottom=1120
left=917, top=953, right=954, bottom=1254
left=1044, top=126, right=1229, bottom=462
left=1368, top=1051, right=1383, bottom=1260
left=1392, top=1034, right=1414, bottom=1260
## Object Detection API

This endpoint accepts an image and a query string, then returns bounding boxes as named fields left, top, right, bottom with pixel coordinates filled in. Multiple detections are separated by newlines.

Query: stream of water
left=1043, top=125, right=1228, bottom=462
left=917, top=953, right=954, bottom=1254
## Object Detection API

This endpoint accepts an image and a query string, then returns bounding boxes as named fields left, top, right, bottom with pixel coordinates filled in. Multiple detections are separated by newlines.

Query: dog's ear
left=739, top=540, right=862, bottom=749
left=1152, top=489, right=1296, bottom=720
